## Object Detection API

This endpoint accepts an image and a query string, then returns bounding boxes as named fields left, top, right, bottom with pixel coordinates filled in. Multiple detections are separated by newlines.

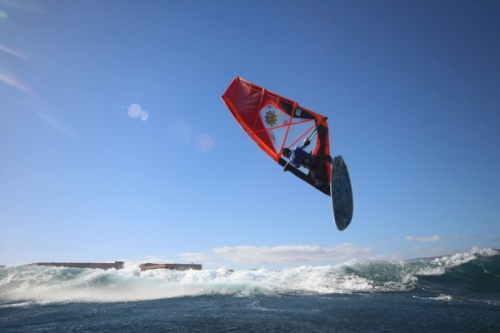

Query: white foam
left=1, top=248, right=496, bottom=304
left=412, top=294, right=454, bottom=302
left=0, top=264, right=387, bottom=303
left=413, top=247, right=498, bottom=276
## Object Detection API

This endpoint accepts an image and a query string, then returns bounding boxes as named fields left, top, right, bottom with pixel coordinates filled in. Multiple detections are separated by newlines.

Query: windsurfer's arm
left=301, top=138, right=310, bottom=148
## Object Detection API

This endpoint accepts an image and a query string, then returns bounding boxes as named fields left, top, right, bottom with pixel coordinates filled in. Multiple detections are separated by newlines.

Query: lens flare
left=195, top=134, right=215, bottom=152
left=140, top=110, right=149, bottom=121
left=0, top=70, right=33, bottom=95
left=127, top=103, right=141, bottom=118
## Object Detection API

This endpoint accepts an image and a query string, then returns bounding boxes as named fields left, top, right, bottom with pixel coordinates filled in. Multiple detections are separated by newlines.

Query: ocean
left=1, top=248, right=499, bottom=332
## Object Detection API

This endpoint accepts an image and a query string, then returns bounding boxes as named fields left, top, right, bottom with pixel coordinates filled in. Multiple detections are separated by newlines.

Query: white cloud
left=405, top=235, right=442, bottom=242
left=210, top=243, right=374, bottom=265
left=178, top=252, right=209, bottom=262
left=142, top=245, right=375, bottom=269
left=138, top=255, right=176, bottom=264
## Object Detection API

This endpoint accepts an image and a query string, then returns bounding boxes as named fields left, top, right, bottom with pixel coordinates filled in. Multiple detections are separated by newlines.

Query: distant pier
left=139, top=263, right=202, bottom=271
left=29, top=261, right=125, bottom=270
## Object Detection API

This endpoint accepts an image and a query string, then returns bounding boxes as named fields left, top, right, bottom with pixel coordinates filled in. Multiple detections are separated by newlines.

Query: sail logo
left=264, top=110, right=278, bottom=127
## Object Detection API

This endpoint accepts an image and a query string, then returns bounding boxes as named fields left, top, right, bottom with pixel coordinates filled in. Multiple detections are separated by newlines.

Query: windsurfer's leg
left=301, top=153, right=314, bottom=169
left=310, top=157, right=330, bottom=185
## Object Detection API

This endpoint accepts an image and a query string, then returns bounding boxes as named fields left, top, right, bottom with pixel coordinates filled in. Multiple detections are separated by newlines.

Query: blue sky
left=1, top=0, right=499, bottom=269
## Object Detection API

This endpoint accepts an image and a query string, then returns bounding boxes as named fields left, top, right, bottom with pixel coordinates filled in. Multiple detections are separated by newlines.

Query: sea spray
left=0, top=248, right=498, bottom=304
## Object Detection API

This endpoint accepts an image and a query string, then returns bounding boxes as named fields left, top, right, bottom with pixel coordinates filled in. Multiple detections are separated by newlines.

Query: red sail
left=222, top=77, right=332, bottom=194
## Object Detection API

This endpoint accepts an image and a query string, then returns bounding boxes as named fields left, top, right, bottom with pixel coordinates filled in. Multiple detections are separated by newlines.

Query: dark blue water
left=1, top=248, right=499, bottom=332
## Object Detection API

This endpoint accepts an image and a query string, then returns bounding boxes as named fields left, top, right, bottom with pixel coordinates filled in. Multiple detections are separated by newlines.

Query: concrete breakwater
left=139, top=263, right=202, bottom=271
left=29, top=261, right=125, bottom=270
left=28, top=261, right=202, bottom=271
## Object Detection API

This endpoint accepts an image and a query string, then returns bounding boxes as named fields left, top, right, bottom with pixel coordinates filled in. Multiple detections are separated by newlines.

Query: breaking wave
left=0, top=248, right=498, bottom=304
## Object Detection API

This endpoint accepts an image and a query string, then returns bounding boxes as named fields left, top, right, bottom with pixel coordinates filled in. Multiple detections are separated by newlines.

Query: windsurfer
left=282, top=124, right=332, bottom=186
left=283, top=138, right=311, bottom=168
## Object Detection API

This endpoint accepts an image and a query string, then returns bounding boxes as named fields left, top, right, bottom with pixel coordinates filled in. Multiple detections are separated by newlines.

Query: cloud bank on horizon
left=405, top=235, right=442, bottom=242
left=171, top=235, right=476, bottom=268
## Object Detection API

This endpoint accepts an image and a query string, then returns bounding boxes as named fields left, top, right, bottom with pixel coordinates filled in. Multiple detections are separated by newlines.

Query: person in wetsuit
left=282, top=124, right=332, bottom=186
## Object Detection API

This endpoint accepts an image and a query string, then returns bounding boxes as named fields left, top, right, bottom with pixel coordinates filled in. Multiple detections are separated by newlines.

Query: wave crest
left=0, top=248, right=498, bottom=304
